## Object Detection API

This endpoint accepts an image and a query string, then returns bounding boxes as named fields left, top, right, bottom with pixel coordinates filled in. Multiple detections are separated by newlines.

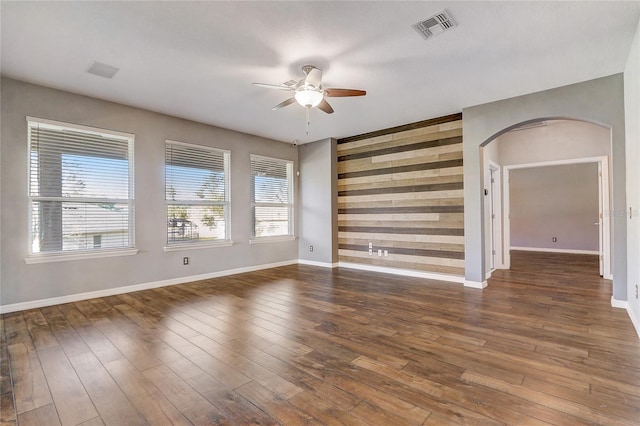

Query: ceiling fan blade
left=305, top=67, right=322, bottom=88
left=317, top=99, right=334, bottom=114
left=325, top=88, right=366, bottom=97
left=272, top=97, right=296, bottom=110
left=253, top=82, right=294, bottom=91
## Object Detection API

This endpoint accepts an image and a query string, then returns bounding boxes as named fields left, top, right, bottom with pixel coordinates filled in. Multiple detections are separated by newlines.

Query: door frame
left=488, top=161, right=504, bottom=271
left=502, top=156, right=611, bottom=279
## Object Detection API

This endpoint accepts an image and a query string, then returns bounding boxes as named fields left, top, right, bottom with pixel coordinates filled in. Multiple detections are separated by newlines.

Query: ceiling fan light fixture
left=294, top=89, right=323, bottom=108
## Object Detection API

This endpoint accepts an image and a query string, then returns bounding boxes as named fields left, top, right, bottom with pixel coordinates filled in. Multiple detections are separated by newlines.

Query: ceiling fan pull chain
left=305, top=107, right=310, bottom=135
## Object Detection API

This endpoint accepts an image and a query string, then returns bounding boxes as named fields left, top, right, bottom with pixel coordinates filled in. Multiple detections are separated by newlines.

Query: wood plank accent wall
left=337, top=114, right=464, bottom=276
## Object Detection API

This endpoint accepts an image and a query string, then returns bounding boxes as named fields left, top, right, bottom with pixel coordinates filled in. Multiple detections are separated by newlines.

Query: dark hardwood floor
left=2, top=251, right=640, bottom=425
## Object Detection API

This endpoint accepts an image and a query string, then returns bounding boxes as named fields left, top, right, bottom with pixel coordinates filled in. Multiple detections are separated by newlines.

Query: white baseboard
left=627, top=305, right=640, bottom=339
left=0, top=259, right=298, bottom=314
left=611, top=296, right=628, bottom=309
left=610, top=296, right=640, bottom=339
left=298, top=259, right=338, bottom=268
left=337, top=262, right=465, bottom=284
left=464, top=280, right=488, bottom=289
left=510, top=247, right=599, bottom=255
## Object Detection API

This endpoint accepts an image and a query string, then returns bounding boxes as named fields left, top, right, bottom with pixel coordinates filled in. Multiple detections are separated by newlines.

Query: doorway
left=502, top=157, right=611, bottom=279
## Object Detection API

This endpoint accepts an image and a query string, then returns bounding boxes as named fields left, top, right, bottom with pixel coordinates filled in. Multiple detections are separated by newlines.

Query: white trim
left=503, top=167, right=511, bottom=269
left=165, top=139, right=231, bottom=156
left=1, top=259, right=298, bottom=314
left=611, top=296, right=628, bottom=309
left=505, top=156, right=608, bottom=169
left=298, top=259, right=338, bottom=268
left=25, top=248, right=139, bottom=264
left=626, top=304, right=640, bottom=339
left=485, top=270, right=493, bottom=280
left=337, top=262, right=465, bottom=284
left=488, top=161, right=503, bottom=272
left=610, top=297, right=640, bottom=338
left=249, top=236, right=296, bottom=244
left=510, top=247, right=600, bottom=255
left=26, top=115, right=135, bottom=140
left=164, top=241, right=234, bottom=252
left=464, top=280, right=488, bottom=289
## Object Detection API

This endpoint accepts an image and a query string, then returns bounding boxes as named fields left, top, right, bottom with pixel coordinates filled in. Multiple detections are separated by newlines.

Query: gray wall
left=497, top=120, right=611, bottom=165
left=0, top=77, right=298, bottom=306
left=297, top=138, right=337, bottom=264
left=463, top=74, right=627, bottom=299
left=510, top=164, right=599, bottom=251
left=625, top=18, right=640, bottom=318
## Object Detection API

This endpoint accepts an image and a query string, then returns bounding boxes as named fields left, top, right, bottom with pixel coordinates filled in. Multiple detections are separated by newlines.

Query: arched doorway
left=461, top=75, right=627, bottom=303
left=481, top=119, right=612, bottom=280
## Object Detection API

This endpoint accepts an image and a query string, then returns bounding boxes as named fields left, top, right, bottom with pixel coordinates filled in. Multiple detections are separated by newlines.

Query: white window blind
left=27, top=118, right=134, bottom=255
left=250, top=155, right=294, bottom=238
left=165, top=141, right=230, bottom=245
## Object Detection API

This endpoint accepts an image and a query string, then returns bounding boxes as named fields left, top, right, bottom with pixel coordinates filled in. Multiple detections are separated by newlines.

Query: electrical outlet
left=377, top=249, right=382, bottom=257
left=552, top=237, right=557, bottom=242
left=368, top=242, right=373, bottom=249
left=183, top=257, right=189, bottom=265
left=384, top=250, right=388, bottom=257
left=368, top=248, right=373, bottom=255
left=309, top=245, right=313, bottom=252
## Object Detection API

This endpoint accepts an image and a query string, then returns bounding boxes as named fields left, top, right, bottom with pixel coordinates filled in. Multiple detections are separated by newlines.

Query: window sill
left=250, top=236, right=296, bottom=244
left=25, top=248, right=139, bottom=264
left=164, top=240, right=234, bottom=252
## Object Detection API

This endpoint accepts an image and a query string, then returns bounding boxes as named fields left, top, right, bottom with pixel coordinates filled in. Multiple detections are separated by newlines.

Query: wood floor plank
left=39, top=306, right=91, bottom=358
left=16, top=403, right=61, bottom=426
left=186, top=373, right=278, bottom=425
left=36, top=347, right=98, bottom=426
left=0, top=317, right=16, bottom=426
left=190, top=334, right=304, bottom=400
left=103, top=357, right=191, bottom=426
left=5, top=343, right=52, bottom=415
left=2, top=251, right=639, bottom=425
left=22, top=311, right=59, bottom=352
left=68, top=352, right=147, bottom=426
left=235, top=380, right=320, bottom=425
left=3, top=313, right=53, bottom=416
left=77, top=417, right=105, bottom=426
left=142, top=364, right=227, bottom=425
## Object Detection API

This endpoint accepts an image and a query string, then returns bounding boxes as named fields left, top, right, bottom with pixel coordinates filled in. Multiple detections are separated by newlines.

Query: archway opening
left=480, top=118, right=612, bottom=283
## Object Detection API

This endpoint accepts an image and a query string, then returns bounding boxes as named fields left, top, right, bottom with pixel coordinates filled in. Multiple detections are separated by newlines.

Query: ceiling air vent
left=87, top=61, right=119, bottom=79
left=412, top=10, right=457, bottom=40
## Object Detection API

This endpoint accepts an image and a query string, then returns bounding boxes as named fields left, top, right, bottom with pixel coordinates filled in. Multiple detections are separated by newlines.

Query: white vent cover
left=87, top=61, right=119, bottom=79
left=412, top=10, right=457, bottom=40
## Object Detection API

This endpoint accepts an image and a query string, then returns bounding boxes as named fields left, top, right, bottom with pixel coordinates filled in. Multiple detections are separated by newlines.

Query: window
left=27, top=118, right=134, bottom=256
left=250, top=155, right=294, bottom=239
left=165, top=140, right=230, bottom=247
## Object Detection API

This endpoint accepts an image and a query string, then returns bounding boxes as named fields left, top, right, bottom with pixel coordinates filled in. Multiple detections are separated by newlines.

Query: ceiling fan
left=252, top=65, right=366, bottom=134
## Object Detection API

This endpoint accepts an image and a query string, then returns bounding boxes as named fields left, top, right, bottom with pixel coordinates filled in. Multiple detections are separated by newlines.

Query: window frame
left=25, top=116, right=136, bottom=263
left=250, top=154, right=295, bottom=243
left=164, top=139, right=232, bottom=251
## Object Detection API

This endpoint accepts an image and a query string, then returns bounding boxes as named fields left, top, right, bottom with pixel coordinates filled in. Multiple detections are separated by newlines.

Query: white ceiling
left=2, top=1, right=639, bottom=144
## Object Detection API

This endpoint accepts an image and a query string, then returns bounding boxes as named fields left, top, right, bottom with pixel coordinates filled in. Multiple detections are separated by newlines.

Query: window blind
left=250, top=155, right=294, bottom=238
left=27, top=119, right=134, bottom=254
left=165, top=141, right=230, bottom=244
